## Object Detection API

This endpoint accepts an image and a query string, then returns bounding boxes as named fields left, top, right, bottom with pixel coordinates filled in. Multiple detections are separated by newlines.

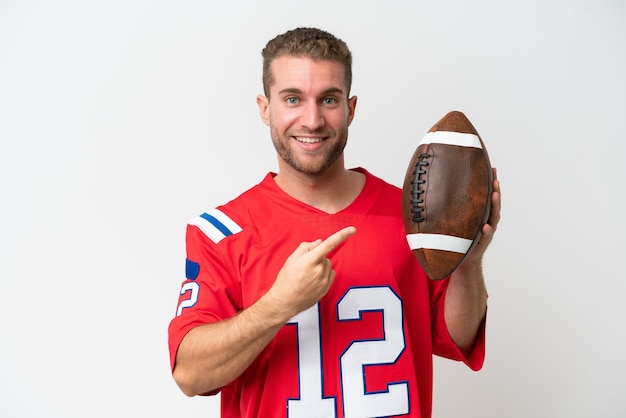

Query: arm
left=173, top=226, right=357, bottom=396
left=445, top=168, right=501, bottom=354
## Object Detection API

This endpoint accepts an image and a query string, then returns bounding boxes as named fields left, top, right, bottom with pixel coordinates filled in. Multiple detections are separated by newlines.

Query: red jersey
left=168, top=168, right=485, bottom=418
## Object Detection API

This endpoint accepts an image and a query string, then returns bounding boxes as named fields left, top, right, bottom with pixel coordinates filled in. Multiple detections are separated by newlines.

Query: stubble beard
left=270, top=125, right=349, bottom=175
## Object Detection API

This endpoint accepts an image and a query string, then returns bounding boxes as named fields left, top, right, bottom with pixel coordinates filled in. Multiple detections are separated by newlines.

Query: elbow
left=173, top=366, right=198, bottom=397
left=173, top=365, right=220, bottom=397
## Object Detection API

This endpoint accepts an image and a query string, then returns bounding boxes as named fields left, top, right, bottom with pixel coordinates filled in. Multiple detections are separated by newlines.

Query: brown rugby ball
left=402, top=111, right=492, bottom=280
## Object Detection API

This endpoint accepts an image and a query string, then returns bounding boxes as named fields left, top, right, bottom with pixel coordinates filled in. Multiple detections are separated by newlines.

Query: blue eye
left=286, top=97, right=299, bottom=105
left=322, top=97, right=337, bottom=105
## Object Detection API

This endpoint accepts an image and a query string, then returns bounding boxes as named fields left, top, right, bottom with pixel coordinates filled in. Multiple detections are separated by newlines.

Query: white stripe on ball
left=419, top=131, right=482, bottom=149
left=406, top=233, right=473, bottom=254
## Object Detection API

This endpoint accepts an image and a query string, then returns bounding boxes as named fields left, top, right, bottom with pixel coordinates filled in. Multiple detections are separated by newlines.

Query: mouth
left=294, top=136, right=325, bottom=144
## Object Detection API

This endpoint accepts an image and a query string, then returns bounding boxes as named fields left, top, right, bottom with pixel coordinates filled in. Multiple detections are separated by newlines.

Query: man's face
left=257, top=56, right=357, bottom=176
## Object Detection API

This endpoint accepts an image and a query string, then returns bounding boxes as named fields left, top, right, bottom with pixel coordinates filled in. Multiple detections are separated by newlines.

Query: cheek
left=269, top=107, right=297, bottom=130
left=270, top=110, right=298, bottom=132
left=325, top=105, right=350, bottom=124
left=327, top=111, right=350, bottom=130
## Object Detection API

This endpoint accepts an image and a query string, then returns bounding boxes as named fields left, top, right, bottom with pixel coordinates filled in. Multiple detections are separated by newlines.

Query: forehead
left=269, top=56, right=347, bottom=95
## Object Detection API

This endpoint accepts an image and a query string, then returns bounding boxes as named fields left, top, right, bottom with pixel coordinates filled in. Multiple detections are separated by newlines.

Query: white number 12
left=287, top=286, right=409, bottom=418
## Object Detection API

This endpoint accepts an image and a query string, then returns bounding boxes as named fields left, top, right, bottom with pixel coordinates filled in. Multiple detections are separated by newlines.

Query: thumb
left=292, top=239, right=323, bottom=257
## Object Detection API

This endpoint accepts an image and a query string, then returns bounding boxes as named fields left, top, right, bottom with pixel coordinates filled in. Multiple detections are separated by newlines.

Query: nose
left=300, top=102, right=325, bottom=131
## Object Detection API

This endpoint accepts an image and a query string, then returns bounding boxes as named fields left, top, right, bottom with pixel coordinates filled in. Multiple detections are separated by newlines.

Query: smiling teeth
left=295, top=137, right=323, bottom=144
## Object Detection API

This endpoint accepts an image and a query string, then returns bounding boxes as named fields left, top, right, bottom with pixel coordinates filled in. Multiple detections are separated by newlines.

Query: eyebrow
left=277, top=87, right=345, bottom=96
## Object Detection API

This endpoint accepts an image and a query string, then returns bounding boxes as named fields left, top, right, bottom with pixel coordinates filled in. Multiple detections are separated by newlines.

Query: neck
left=274, top=158, right=365, bottom=214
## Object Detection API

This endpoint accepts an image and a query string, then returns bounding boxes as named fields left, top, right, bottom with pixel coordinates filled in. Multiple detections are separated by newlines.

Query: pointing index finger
left=310, top=226, right=357, bottom=259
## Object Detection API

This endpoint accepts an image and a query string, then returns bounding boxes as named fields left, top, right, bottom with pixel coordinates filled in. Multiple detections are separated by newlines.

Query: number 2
left=176, top=282, right=199, bottom=316
left=287, top=286, right=409, bottom=418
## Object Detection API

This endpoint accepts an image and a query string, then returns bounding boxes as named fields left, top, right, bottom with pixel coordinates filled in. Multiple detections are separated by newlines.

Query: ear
left=347, top=95, right=357, bottom=126
left=256, top=95, right=270, bottom=126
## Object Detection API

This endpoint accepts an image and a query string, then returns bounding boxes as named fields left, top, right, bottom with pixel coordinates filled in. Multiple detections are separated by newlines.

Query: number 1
left=287, top=304, right=337, bottom=417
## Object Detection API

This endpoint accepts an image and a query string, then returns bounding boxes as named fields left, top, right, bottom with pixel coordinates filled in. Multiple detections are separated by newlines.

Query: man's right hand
left=265, top=226, right=357, bottom=319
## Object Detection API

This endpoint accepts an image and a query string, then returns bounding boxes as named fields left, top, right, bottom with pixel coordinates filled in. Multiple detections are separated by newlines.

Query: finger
left=481, top=222, right=494, bottom=240
left=304, top=239, right=323, bottom=252
left=328, top=268, right=336, bottom=283
left=309, top=226, right=356, bottom=259
left=490, top=183, right=501, bottom=224
left=491, top=168, right=500, bottom=195
left=288, top=239, right=323, bottom=259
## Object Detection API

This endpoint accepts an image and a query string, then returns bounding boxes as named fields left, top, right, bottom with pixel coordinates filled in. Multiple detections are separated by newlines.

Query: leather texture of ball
left=402, top=111, right=492, bottom=280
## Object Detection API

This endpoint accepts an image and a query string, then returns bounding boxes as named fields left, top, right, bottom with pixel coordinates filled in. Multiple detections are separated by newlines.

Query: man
left=168, top=27, right=501, bottom=418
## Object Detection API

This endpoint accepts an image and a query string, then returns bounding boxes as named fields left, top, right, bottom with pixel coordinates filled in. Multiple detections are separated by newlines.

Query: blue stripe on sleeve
left=185, top=258, right=200, bottom=280
left=199, top=212, right=233, bottom=237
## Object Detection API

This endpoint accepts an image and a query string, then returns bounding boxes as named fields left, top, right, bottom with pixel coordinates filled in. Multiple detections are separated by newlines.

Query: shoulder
left=351, top=168, right=401, bottom=216
left=188, top=208, right=244, bottom=245
left=355, top=167, right=401, bottom=194
left=186, top=174, right=273, bottom=245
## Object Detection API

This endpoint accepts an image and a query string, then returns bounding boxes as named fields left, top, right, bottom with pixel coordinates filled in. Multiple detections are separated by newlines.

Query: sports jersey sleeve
left=167, top=216, right=243, bottom=372
left=429, top=278, right=486, bottom=371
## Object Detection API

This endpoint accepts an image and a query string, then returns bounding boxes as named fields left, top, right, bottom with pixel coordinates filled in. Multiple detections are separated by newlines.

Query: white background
left=1, top=1, right=625, bottom=417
